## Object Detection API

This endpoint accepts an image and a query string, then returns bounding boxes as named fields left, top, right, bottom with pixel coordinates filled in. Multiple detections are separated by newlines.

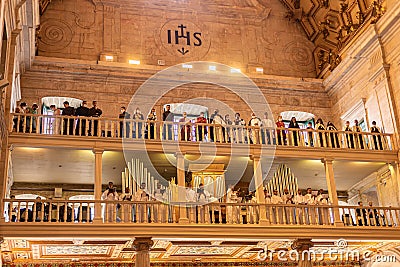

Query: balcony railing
left=3, top=199, right=399, bottom=227
left=10, top=114, right=396, bottom=151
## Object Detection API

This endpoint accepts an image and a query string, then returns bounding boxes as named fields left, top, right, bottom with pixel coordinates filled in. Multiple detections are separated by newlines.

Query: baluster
left=63, top=201, right=67, bottom=222
left=78, top=203, right=82, bottom=222
left=55, top=203, right=59, bottom=223
left=22, top=115, right=27, bottom=133
left=32, top=201, right=37, bottom=223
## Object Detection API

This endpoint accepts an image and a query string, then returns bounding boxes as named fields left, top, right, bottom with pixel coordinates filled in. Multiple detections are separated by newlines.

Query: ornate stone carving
left=278, top=0, right=386, bottom=77
left=38, top=20, right=74, bottom=52
left=133, top=237, right=154, bottom=252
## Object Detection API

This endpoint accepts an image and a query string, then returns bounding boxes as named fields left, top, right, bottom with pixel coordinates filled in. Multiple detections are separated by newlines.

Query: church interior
left=2, top=0, right=400, bottom=266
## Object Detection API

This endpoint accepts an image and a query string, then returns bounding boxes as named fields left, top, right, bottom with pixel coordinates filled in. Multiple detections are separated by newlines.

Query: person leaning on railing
left=75, top=101, right=90, bottom=136
left=88, top=101, right=102, bottom=136
left=371, top=121, right=383, bottom=150
left=288, top=117, right=300, bottom=146
left=315, top=118, right=325, bottom=147
left=62, top=101, right=75, bottom=136
left=326, top=121, right=340, bottom=148
left=145, top=108, right=157, bottom=139
left=196, top=112, right=207, bottom=142
left=13, top=102, right=27, bottom=133
left=275, top=116, right=286, bottom=145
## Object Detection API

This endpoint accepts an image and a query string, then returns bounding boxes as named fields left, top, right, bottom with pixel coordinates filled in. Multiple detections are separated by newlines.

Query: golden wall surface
left=37, top=0, right=316, bottom=78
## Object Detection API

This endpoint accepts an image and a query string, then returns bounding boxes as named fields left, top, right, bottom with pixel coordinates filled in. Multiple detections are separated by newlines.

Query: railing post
left=176, top=152, right=189, bottom=224
left=251, top=155, right=269, bottom=225
left=93, top=148, right=104, bottom=223
left=322, top=158, right=344, bottom=226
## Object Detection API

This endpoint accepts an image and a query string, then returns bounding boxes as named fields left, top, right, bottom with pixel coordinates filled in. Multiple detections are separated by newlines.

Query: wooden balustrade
left=10, top=114, right=395, bottom=151
left=3, top=199, right=400, bottom=228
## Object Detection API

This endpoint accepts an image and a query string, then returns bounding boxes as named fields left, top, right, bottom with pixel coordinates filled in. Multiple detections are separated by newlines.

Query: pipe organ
left=121, top=158, right=175, bottom=203
left=189, top=164, right=226, bottom=201
left=264, top=164, right=298, bottom=197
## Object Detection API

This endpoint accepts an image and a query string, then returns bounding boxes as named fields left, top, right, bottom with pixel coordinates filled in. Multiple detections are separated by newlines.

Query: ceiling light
left=256, top=67, right=263, bottom=73
left=105, top=55, right=113, bottom=62
left=182, top=64, right=193, bottom=69
left=230, top=68, right=241, bottom=73
left=128, top=60, right=140, bottom=65
left=209, top=65, right=216, bottom=71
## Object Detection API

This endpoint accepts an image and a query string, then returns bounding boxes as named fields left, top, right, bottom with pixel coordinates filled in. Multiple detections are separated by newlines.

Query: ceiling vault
left=278, top=0, right=386, bottom=78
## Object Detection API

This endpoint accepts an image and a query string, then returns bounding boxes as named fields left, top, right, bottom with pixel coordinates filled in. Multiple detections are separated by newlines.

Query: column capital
left=291, top=238, right=313, bottom=252
left=92, top=148, right=104, bottom=154
left=321, top=158, right=334, bottom=164
left=133, top=237, right=154, bottom=252
left=174, top=152, right=186, bottom=158
left=250, top=155, right=261, bottom=161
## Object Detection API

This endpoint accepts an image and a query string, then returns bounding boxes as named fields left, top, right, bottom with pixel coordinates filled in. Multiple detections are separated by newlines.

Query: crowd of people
left=13, top=101, right=385, bottom=150
left=7, top=183, right=392, bottom=227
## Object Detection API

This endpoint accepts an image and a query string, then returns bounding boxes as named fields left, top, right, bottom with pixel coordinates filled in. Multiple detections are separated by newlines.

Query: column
left=133, top=237, right=153, bottom=267
left=322, top=158, right=344, bottom=226
left=291, top=239, right=313, bottom=267
left=251, top=155, right=269, bottom=225
left=93, top=148, right=104, bottom=223
left=176, top=152, right=189, bottom=223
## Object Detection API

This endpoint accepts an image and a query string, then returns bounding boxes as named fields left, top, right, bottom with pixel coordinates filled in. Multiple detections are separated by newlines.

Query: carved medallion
left=159, top=20, right=211, bottom=60
left=38, top=19, right=74, bottom=52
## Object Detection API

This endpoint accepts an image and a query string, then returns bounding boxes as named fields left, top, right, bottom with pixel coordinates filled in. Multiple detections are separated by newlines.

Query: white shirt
left=304, top=193, right=315, bottom=205
left=153, top=189, right=164, bottom=201
left=261, top=118, right=274, bottom=128
left=293, top=194, right=305, bottom=204
left=226, top=188, right=238, bottom=203
left=282, top=193, right=293, bottom=204
left=271, top=194, right=283, bottom=204
left=101, top=188, right=119, bottom=200
left=198, top=189, right=210, bottom=203
left=249, top=117, right=262, bottom=127
left=213, top=114, right=225, bottom=125
left=135, top=189, right=148, bottom=201
left=186, top=188, right=197, bottom=202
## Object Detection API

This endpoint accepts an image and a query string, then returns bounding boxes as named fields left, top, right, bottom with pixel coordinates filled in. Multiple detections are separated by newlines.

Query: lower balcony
left=3, top=199, right=400, bottom=239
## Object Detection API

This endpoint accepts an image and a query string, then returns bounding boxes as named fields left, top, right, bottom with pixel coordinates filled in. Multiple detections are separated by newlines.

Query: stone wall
left=37, top=0, right=316, bottom=78
left=20, top=57, right=331, bottom=123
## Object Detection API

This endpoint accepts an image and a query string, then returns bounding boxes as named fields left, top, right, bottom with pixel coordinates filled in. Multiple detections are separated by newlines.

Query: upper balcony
left=8, top=113, right=399, bottom=162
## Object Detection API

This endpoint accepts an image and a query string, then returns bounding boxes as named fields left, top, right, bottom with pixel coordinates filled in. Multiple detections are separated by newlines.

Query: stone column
left=176, top=152, right=189, bottom=223
left=251, top=155, right=269, bottom=225
left=322, top=158, right=344, bottom=226
left=133, top=237, right=153, bottom=267
left=93, top=148, right=104, bottom=223
left=291, top=239, right=313, bottom=267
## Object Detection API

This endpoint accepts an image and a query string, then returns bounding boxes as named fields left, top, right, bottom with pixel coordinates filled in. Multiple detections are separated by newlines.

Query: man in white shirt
left=135, top=183, right=148, bottom=223
left=186, top=185, right=197, bottom=222
left=282, top=188, right=293, bottom=224
left=248, top=112, right=262, bottom=144
left=226, top=185, right=238, bottom=224
left=261, top=112, right=274, bottom=145
left=197, top=183, right=211, bottom=223
left=293, top=189, right=305, bottom=224
left=210, top=109, right=226, bottom=142
left=271, top=189, right=283, bottom=224
left=304, top=188, right=316, bottom=224
left=153, top=184, right=166, bottom=223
